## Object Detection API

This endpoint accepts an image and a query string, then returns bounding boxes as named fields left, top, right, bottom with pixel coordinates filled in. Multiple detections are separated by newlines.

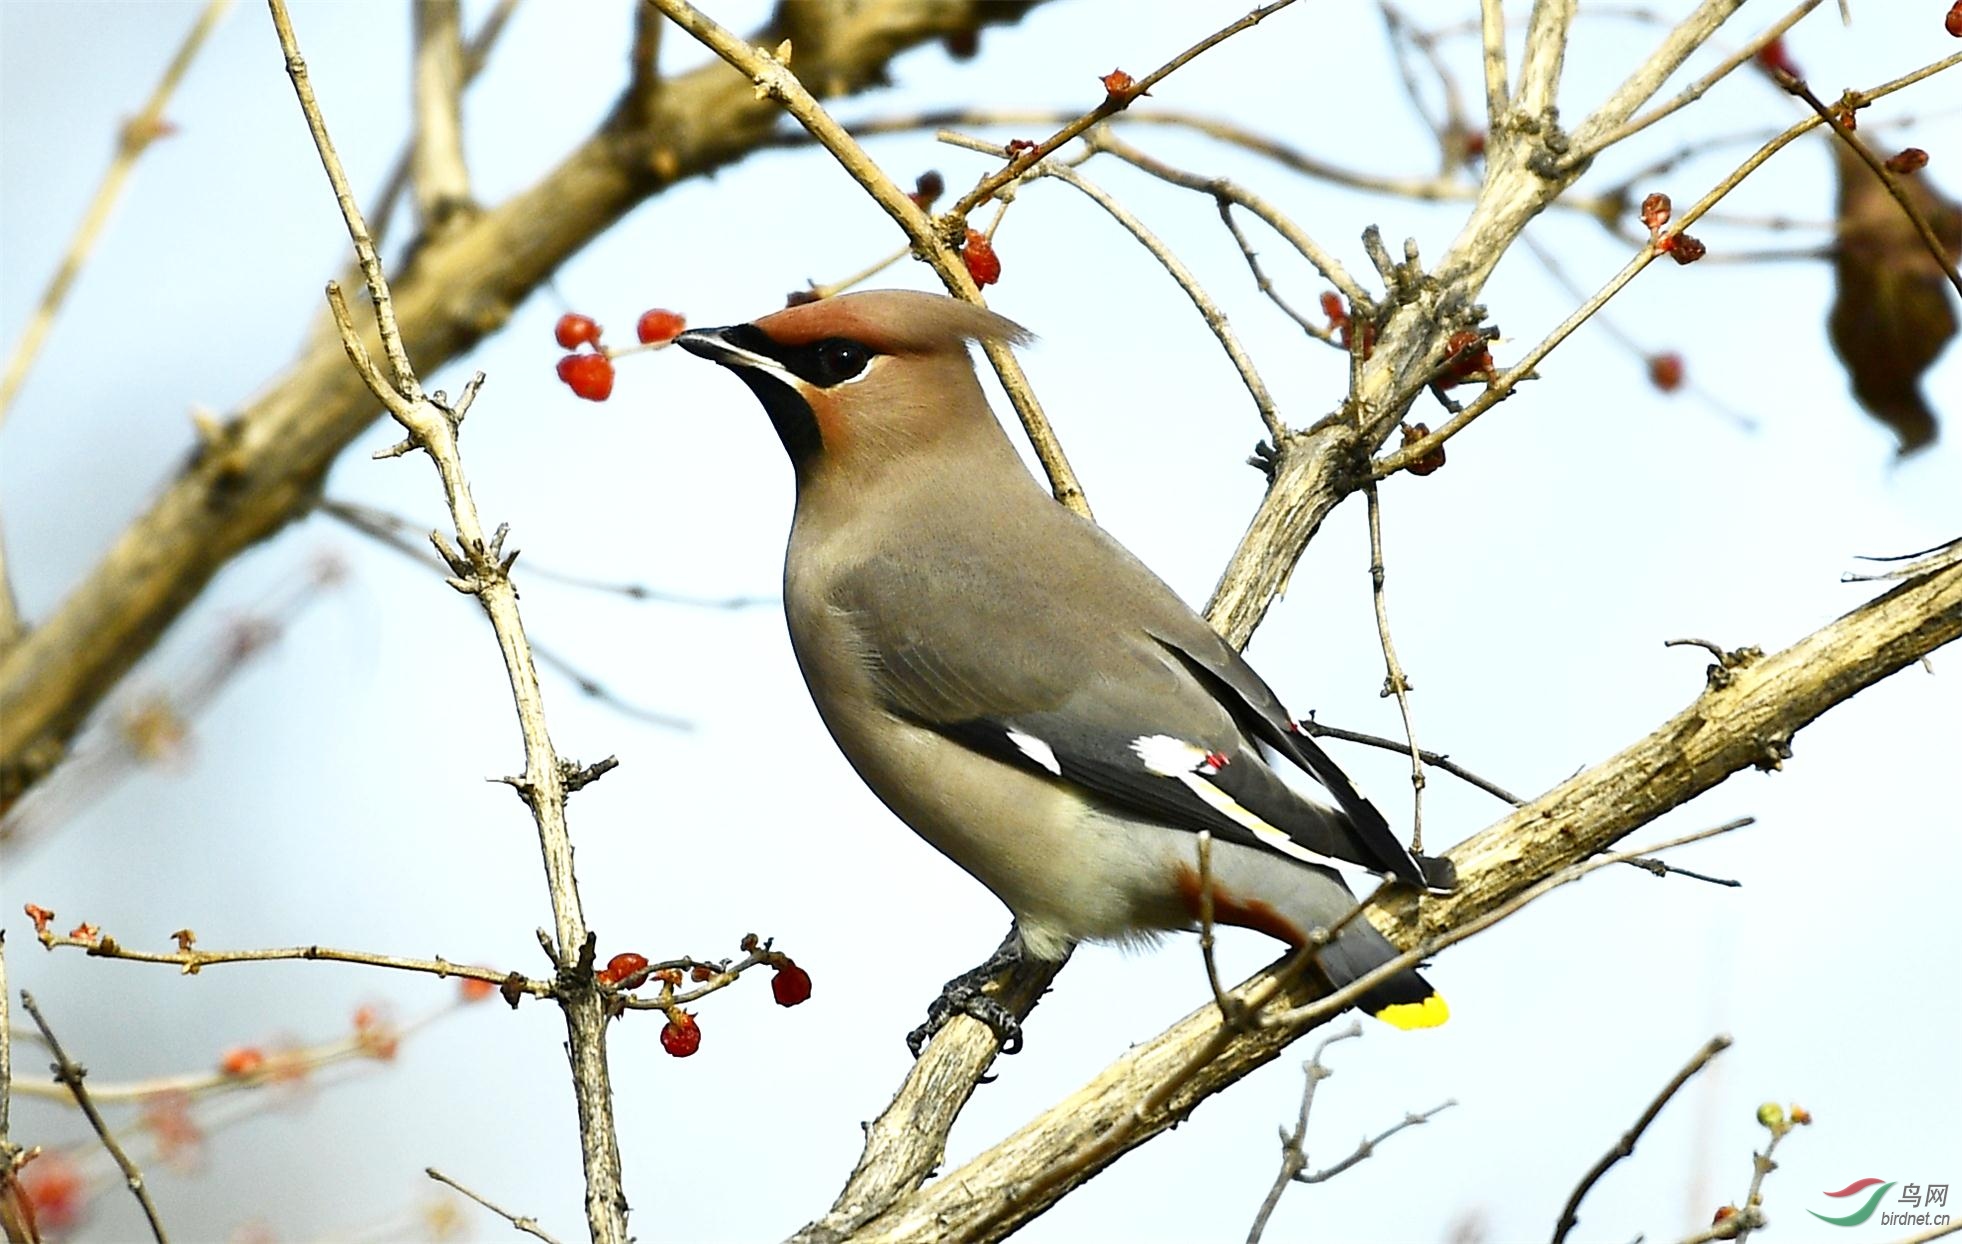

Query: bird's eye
left=814, top=338, right=872, bottom=385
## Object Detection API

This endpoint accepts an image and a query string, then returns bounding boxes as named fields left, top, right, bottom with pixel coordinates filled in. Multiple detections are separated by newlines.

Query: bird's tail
left=1314, top=919, right=1449, bottom=1030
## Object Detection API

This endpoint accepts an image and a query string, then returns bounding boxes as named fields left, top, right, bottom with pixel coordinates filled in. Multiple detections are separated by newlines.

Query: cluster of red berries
left=554, top=308, right=687, bottom=402
left=1641, top=193, right=1707, bottom=265
left=588, top=943, right=811, bottom=1059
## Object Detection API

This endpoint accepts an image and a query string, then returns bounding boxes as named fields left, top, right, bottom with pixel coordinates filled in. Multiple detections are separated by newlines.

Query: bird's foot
left=906, top=930, right=1027, bottom=1059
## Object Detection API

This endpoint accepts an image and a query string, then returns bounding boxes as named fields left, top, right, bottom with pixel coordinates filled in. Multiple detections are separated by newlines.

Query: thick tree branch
left=0, top=0, right=1050, bottom=810
left=832, top=554, right=1961, bottom=1243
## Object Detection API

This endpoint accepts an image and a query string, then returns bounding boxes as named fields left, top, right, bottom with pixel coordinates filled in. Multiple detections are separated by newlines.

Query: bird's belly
left=822, top=699, right=1182, bottom=956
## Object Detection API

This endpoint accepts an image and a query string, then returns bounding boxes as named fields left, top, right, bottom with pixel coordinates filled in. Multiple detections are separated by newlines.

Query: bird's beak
left=677, top=326, right=766, bottom=370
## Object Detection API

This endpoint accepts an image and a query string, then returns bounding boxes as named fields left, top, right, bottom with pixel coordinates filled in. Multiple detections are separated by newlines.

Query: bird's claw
left=907, top=984, right=1024, bottom=1059
left=907, top=929, right=1029, bottom=1060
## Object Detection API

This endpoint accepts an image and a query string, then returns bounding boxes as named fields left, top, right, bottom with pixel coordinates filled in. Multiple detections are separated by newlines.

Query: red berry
left=690, top=964, right=714, bottom=982
left=1440, top=329, right=1493, bottom=387
left=1400, top=423, right=1446, bottom=477
left=1949, top=2, right=1962, bottom=36
left=1886, top=148, right=1929, bottom=175
left=1319, top=292, right=1348, bottom=326
left=1753, top=37, right=1801, bottom=80
left=598, top=952, right=651, bottom=989
left=771, top=960, right=813, bottom=1007
left=1100, top=68, right=1136, bottom=98
left=1647, top=352, right=1686, bottom=393
left=963, top=229, right=1001, bottom=287
left=556, top=353, right=615, bottom=402
left=661, top=1010, right=701, bottom=1057
left=909, top=170, right=945, bottom=209
left=1666, top=232, right=1707, bottom=265
left=635, top=309, right=686, bottom=345
left=1640, top=192, right=1672, bottom=233
left=555, top=313, right=602, bottom=350
left=17, top=1151, right=85, bottom=1232
left=459, top=976, right=496, bottom=1002
left=219, top=1046, right=266, bottom=1076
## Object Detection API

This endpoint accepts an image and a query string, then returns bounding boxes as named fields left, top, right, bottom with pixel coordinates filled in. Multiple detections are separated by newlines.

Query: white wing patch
left=1007, top=729, right=1063, bottom=776
left=1131, top=735, right=1340, bottom=869
left=1132, top=734, right=1211, bottom=776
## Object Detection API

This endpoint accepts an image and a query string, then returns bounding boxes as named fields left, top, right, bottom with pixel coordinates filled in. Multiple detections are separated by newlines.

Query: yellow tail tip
left=1373, top=992, right=1449, bottom=1030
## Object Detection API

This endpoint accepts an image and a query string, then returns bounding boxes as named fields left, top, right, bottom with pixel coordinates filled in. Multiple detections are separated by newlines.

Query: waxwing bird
left=677, top=290, right=1455, bottom=1051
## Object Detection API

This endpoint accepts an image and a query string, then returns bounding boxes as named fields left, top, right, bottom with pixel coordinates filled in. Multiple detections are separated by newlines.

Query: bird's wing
left=1145, top=625, right=1451, bottom=891
left=830, top=549, right=1413, bottom=878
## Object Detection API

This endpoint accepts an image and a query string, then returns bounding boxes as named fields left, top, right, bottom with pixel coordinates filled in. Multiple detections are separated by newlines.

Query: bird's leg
left=907, top=924, right=1028, bottom=1059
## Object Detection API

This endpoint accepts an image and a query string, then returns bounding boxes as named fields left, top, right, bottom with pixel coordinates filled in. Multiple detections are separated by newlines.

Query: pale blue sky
left=2, top=2, right=1957, bottom=1241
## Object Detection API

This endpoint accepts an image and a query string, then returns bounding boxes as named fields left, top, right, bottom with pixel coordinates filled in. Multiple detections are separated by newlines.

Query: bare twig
left=1216, top=203, right=1337, bottom=344
left=1573, top=0, right=1822, bottom=161
left=1362, top=483, right=1426, bottom=849
left=1565, top=0, right=1746, bottom=156
left=31, top=925, right=548, bottom=998
left=1843, top=537, right=1962, bottom=584
left=0, top=934, right=13, bottom=1167
left=1775, top=70, right=1962, bottom=298
left=1294, top=717, right=1523, bottom=806
left=1034, top=159, right=1285, bottom=441
left=628, top=0, right=662, bottom=104
left=0, top=0, right=233, bottom=430
left=949, top=0, right=1304, bottom=219
left=11, top=1000, right=465, bottom=1105
left=320, top=498, right=771, bottom=609
left=1553, top=1034, right=1733, bottom=1244
left=410, top=0, right=473, bottom=229
left=1086, top=130, right=1371, bottom=307
left=1295, top=1099, right=1453, bottom=1184
left=267, top=2, right=627, bottom=1238
left=647, top=0, right=1091, bottom=518
left=370, top=0, right=519, bottom=247
left=428, top=1167, right=565, bottom=1244
left=1478, top=0, right=1509, bottom=130
left=1674, top=1109, right=1803, bottom=1244
left=1245, top=1019, right=1361, bottom=1244
left=1515, top=0, right=1578, bottom=118
left=19, top=991, right=170, bottom=1243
